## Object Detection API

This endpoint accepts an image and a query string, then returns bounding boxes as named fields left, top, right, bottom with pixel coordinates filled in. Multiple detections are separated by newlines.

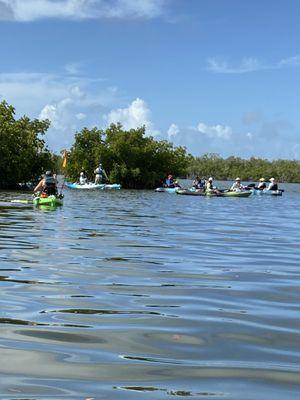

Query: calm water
left=0, top=181, right=300, bottom=399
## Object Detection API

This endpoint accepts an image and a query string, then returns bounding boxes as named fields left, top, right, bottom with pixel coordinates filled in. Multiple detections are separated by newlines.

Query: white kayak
left=251, top=189, right=283, bottom=196
left=66, top=182, right=121, bottom=190
left=155, top=187, right=180, bottom=193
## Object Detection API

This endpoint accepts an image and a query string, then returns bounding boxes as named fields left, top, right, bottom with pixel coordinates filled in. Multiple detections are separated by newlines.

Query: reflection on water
left=0, top=183, right=300, bottom=399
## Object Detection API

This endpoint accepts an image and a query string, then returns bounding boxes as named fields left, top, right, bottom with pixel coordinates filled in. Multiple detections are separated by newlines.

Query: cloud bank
left=0, top=0, right=167, bottom=21
left=207, top=55, right=300, bottom=74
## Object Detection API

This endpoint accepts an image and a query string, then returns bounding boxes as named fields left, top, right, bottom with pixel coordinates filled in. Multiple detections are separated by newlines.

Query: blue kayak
left=155, top=187, right=180, bottom=193
left=66, top=182, right=121, bottom=190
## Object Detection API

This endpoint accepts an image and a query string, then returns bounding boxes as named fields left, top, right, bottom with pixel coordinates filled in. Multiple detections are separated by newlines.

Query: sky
left=0, top=0, right=299, bottom=159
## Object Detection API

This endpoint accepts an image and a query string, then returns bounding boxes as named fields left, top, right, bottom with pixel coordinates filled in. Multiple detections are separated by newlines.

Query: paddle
left=10, top=199, right=33, bottom=204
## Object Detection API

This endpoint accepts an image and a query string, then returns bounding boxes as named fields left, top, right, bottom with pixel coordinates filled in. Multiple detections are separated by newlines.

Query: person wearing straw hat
left=205, top=177, right=221, bottom=195
left=267, top=177, right=278, bottom=191
left=257, top=178, right=266, bottom=190
left=230, top=177, right=245, bottom=192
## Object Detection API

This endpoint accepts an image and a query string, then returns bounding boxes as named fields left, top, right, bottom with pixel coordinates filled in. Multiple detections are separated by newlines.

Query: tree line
left=0, top=100, right=299, bottom=190
left=187, top=154, right=300, bottom=183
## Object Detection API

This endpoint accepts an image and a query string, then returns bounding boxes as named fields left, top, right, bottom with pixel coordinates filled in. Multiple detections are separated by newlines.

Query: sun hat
left=270, top=177, right=275, bottom=181
left=208, top=177, right=213, bottom=181
left=235, top=177, right=241, bottom=181
left=259, top=178, right=265, bottom=181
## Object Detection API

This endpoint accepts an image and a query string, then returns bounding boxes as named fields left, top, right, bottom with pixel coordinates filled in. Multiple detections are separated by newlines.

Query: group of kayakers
left=33, top=162, right=109, bottom=197
left=163, top=174, right=280, bottom=195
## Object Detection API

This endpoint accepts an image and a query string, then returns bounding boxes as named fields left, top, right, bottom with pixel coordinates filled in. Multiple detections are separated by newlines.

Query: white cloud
left=0, top=0, right=167, bottom=21
left=106, top=97, right=158, bottom=135
left=208, top=54, right=300, bottom=74
left=196, top=122, right=232, bottom=140
left=207, top=57, right=266, bottom=74
left=167, top=123, right=179, bottom=139
left=278, top=55, right=300, bottom=67
left=0, top=70, right=120, bottom=150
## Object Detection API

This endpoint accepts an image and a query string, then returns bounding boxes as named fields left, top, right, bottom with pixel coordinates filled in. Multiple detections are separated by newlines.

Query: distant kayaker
left=192, top=176, right=205, bottom=189
left=34, top=171, right=58, bottom=196
left=165, top=174, right=175, bottom=188
left=267, top=178, right=278, bottom=191
left=205, top=177, right=221, bottom=195
left=230, top=177, right=245, bottom=192
left=257, top=178, right=267, bottom=190
left=94, top=163, right=108, bottom=184
left=79, top=170, right=88, bottom=185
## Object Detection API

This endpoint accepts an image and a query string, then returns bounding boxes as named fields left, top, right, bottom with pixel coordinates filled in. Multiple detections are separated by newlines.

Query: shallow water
left=0, top=181, right=300, bottom=399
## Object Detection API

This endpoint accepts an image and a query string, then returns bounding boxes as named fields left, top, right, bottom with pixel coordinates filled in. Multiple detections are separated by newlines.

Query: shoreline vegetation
left=1, top=100, right=300, bottom=190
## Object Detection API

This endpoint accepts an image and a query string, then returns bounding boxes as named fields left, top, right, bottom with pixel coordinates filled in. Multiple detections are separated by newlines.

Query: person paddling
left=79, top=170, right=88, bottom=185
left=34, top=171, right=58, bottom=196
left=230, top=177, right=245, bottom=192
left=267, top=178, right=278, bottom=191
left=205, top=177, right=221, bottom=195
left=94, top=163, right=108, bottom=184
left=257, top=178, right=267, bottom=190
left=165, top=174, right=175, bottom=188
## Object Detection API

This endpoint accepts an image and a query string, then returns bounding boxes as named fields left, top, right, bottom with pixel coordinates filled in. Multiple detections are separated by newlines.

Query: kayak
left=206, top=190, right=251, bottom=198
left=66, top=182, right=121, bottom=190
left=222, top=191, right=251, bottom=198
left=176, top=189, right=205, bottom=196
left=33, top=195, right=63, bottom=206
left=155, top=187, right=179, bottom=193
left=251, top=189, right=283, bottom=196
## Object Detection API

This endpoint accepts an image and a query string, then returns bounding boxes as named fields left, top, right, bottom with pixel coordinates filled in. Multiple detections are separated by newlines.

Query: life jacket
left=95, top=167, right=103, bottom=176
left=258, top=182, right=266, bottom=189
left=269, top=183, right=278, bottom=191
left=43, top=176, right=57, bottom=195
left=165, top=178, right=174, bottom=187
left=205, top=181, right=213, bottom=192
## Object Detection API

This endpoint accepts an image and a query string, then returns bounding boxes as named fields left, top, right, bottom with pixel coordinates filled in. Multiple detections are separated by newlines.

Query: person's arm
left=34, top=179, right=44, bottom=193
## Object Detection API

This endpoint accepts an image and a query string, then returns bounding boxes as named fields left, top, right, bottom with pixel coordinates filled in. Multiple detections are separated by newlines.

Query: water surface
left=0, top=181, right=300, bottom=399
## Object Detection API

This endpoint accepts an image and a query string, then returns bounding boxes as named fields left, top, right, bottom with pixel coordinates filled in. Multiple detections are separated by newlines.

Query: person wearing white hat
left=205, top=177, right=221, bottom=195
left=267, top=178, right=278, bottom=191
left=257, top=178, right=266, bottom=190
left=230, top=177, right=245, bottom=192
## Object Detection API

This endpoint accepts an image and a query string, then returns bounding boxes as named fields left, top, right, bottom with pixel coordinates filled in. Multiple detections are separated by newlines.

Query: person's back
left=94, top=163, right=108, bottom=184
left=43, top=171, right=57, bottom=195
left=267, top=178, right=278, bottom=191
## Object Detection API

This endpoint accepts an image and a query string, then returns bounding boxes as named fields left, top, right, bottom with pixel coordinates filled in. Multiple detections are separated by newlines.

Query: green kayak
left=206, top=190, right=251, bottom=198
left=33, top=195, right=63, bottom=206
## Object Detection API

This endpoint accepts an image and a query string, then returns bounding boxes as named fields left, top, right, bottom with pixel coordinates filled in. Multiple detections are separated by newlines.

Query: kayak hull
left=155, top=187, right=179, bottom=193
left=251, top=189, right=283, bottom=196
left=33, top=195, right=63, bottom=206
left=206, top=191, right=251, bottom=198
left=66, top=182, right=121, bottom=190
left=176, top=189, right=205, bottom=196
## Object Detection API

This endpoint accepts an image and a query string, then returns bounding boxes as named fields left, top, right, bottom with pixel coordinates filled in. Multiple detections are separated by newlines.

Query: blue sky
left=0, top=0, right=299, bottom=159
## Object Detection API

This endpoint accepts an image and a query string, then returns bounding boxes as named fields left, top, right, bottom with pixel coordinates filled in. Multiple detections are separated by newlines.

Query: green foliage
left=187, top=153, right=300, bottom=182
left=0, top=100, right=55, bottom=189
left=66, top=123, right=190, bottom=188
